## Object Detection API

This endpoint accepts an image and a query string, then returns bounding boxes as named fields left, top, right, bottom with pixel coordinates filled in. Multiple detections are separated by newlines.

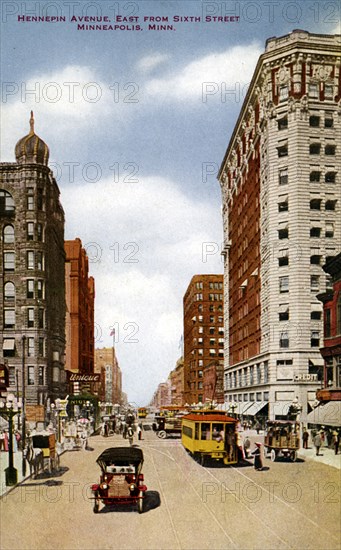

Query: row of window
left=277, top=143, right=336, bottom=158
left=195, top=282, right=223, bottom=290
left=226, top=391, right=269, bottom=403
left=278, top=82, right=334, bottom=101
left=2, top=223, right=45, bottom=243
left=278, top=309, right=322, bottom=322
left=27, top=187, right=45, bottom=211
left=191, top=348, right=224, bottom=357
left=279, top=330, right=320, bottom=349
left=197, top=304, right=223, bottom=313
left=193, top=338, right=224, bottom=345
left=4, top=280, right=45, bottom=301
left=8, top=365, right=46, bottom=387
left=3, top=251, right=45, bottom=271
left=3, top=336, right=45, bottom=358
left=278, top=254, right=334, bottom=267
left=195, top=293, right=224, bottom=301
left=279, top=275, right=323, bottom=293
left=226, top=362, right=269, bottom=389
left=3, top=308, right=45, bottom=329
left=279, top=168, right=338, bottom=185
left=278, top=113, right=334, bottom=131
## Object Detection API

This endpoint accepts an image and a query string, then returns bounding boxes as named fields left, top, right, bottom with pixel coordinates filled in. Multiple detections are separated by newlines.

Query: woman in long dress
left=251, top=442, right=263, bottom=470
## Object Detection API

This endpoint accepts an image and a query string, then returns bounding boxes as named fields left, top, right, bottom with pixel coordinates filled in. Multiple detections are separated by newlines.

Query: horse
left=24, top=440, right=45, bottom=478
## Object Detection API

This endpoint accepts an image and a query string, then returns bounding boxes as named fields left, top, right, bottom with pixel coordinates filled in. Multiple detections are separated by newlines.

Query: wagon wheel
left=270, top=449, right=276, bottom=462
left=157, top=430, right=167, bottom=439
left=290, top=450, right=297, bottom=462
left=137, top=492, right=144, bottom=514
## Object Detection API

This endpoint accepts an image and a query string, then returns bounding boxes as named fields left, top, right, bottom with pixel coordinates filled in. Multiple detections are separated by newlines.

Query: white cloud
left=61, top=175, right=223, bottom=404
left=145, top=43, right=262, bottom=104
left=136, top=53, right=171, bottom=73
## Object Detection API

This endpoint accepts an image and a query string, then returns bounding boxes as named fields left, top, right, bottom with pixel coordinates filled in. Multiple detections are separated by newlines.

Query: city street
left=0, top=428, right=340, bottom=550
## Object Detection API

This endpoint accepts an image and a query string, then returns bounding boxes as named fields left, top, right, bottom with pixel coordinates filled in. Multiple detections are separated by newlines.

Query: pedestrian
left=80, top=429, right=88, bottom=450
left=3, top=430, right=9, bottom=451
left=302, top=428, right=309, bottom=449
left=313, top=432, right=322, bottom=456
left=243, top=436, right=251, bottom=458
left=0, top=430, right=5, bottom=451
left=255, top=422, right=261, bottom=435
left=332, top=431, right=339, bottom=455
left=137, top=423, right=142, bottom=441
left=251, top=442, right=263, bottom=471
left=127, top=425, right=134, bottom=447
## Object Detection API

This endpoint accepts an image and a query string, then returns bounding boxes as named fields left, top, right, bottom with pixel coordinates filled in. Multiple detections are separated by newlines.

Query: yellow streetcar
left=181, top=410, right=238, bottom=466
left=137, top=407, right=148, bottom=419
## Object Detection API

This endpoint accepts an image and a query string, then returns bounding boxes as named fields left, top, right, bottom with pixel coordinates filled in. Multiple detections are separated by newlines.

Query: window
left=311, top=311, right=321, bottom=320
left=325, top=200, right=336, bottom=211
left=38, top=308, right=44, bottom=328
left=28, top=366, right=35, bottom=386
left=325, top=172, right=336, bottom=183
left=278, top=256, right=289, bottom=266
left=4, top=282, right=15, bottom=301
left=311, top=331, right=320, bottom=347
left=325, top=223, right=334, bottom=238
left=280, top=331, right=289, bottom=348
left=309, top=116, right=320, bottom=127
left=278, top=227, right=288, bottom=239
left=196, top=294, right=203, bottom=301
left=3, top=338, right=15, bottom=357
left=279, top=309, right=289, bottom=321
left=310, top=255, right=321, bottom=265
left=209, top=327, right=215, bottom=334
left=279, top=276, right=289, bottom=293
left=325, top=144, right=336, bottom=156
left=310, top=171, right=320, bottom=182
left=209, top=349, right=216, bottom=356
left=38, top=281, right=45, bottom=300
left=309, top=84, right=318, bottom=98
left=264, top=362, right=269, bottom=383
left=310, top=143, right=321, bottom=155
left=37, top=223, right=43, bottom=242
left=0, top=190, right=15, bottom=214
left=3, top=225, right=14, bottom=243
left=27, top=251, right=34, bottom=269
left=196, top=282, right=203, bottom=290
left=325, top=116, right=333, bottom=128
left=4, top=252, right=15, bottom=271
left=28, top=337, right=35, bottom=357
left=324, top=309, right=331, bottom=338
left=279, top=86, right=288, bottom=101
left=27, top=222, right=34, bottom=241
left=27, top=279, right=34, bottom=298
left=38, top=337, right=45, bottom=357
left=4, top=309, right=15, bottom=328
left=38, top=366, right=45, bottom=386
left=27, top=188, right=34, bottom=210
left=37, top=252, right=44, bottom=271
left=37, top=189, right=44, bottom=210
left=324, top=84, right=333, bottom=99
left=27, top=308, right=34, bottom=328
left=310, top=227, right=321, bottom=237
left=310, top=199, right=321, bottom=210
left=278, top=117, right=288, bottom=130
left=277, top=144, right=288, bottom=157
left=278, top=198, right=288, bottom=212
left=310, top=275, right=320, bottom=291
left=279, top=169, right=288, bottom=185
left=249, top=366, right=254, bottom=385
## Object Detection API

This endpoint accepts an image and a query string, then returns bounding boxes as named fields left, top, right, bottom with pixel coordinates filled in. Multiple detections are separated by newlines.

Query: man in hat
left=251, top=442, right=263, bottom=470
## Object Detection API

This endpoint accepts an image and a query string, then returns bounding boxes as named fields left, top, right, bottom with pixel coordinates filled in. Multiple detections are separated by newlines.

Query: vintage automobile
left=91, top=447, right=147, bottom=513
left=153, top=414, right=182, bottom=438
left=264, top=420, right=300, bottom=461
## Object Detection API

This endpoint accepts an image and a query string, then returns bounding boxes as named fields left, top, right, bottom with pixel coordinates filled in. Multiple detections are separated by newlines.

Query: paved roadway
left=0, top=428, right=340, bottom=550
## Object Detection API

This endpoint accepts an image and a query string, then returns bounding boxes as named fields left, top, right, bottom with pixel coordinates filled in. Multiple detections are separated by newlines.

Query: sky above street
left=1, top=1, right=340, bottom=405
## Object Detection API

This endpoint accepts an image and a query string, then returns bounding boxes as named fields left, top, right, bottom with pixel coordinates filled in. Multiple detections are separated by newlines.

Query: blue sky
left=1, top=1, right=340, bottom=405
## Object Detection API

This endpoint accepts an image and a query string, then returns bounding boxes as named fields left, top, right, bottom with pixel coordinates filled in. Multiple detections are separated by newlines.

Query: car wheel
left=137, top=493, right=144, bottom=514
left=157, top=430, right=167, bottom=439
left=291, top=451, right=297, bottom=462
left=270, top=449, right=276, bottom=462
left=93, top=499, right=100, bottom=514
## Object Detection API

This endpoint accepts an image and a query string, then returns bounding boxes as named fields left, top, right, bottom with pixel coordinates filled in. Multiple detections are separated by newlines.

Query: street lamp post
left=21, top=335, right=26, bottom=477
left=0, top=396, right=20, bottom=486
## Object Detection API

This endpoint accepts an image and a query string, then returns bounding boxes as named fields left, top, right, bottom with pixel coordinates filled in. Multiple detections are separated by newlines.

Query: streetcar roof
left=184, top=413, right=237, bottom=423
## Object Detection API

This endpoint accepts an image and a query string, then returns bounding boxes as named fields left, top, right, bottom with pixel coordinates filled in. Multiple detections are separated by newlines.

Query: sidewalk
left=298, top=445, right=341, bottom=470
left=0, top=450, right=30, bottom=498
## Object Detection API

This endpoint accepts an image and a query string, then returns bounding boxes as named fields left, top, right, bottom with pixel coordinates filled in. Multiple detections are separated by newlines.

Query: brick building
left=183, top=275, right=224, bottom=405
left=203, top=361, right=224, bottom=405
left=94, top=347, right=122, bottom=406
left=218, top=31, right=341, bottom=423
left=1, top=112, right=66, bottom=406
left=169, top=357, right=184, bottom=406
left=65, top=238, right=95, bottom=394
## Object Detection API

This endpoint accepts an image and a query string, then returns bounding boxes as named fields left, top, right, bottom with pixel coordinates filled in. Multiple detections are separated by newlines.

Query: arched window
left=0, top=190, right=15, bottom=214
left=4, top=282, right=15, bottom=301
left=3, top=225, right=15, bottom=243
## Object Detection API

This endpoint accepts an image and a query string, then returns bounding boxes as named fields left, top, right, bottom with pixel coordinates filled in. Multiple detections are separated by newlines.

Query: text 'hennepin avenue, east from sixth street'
left=17, top=15, right=240, bottom=23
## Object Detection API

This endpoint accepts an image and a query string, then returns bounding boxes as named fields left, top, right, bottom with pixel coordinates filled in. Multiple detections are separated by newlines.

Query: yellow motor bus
left=181, top=410, right=238, bottom=466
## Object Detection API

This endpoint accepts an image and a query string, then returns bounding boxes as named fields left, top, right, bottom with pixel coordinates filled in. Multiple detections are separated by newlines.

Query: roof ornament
left=29, top=110, right=35, bottom=135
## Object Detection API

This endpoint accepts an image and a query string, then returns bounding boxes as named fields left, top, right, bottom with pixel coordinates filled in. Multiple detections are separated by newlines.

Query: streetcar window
left=200, top=423, right=210, bottom=440
left=182, top=425, right=193, bottom=438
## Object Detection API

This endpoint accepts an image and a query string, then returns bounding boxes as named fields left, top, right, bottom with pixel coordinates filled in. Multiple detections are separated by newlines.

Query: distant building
left=150, top=381, right=172, bottom=409
left=169, top=357, right=184, bottom=406
left=218, top=31, right=341, bottom=423
left=183, top=275, right=224, bottom=405
left=1, top=112, right=66, bottom=406
left=94, top=347, right=122, bottom=406
left=65, top=238, right=95, bottom=394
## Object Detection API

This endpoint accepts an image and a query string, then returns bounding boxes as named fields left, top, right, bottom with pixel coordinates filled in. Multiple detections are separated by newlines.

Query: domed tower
left=15, top=111, right=49, bottom=165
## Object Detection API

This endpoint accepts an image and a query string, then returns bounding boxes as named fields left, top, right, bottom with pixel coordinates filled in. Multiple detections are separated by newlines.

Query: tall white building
left=218, top=31, right=341, bottom=424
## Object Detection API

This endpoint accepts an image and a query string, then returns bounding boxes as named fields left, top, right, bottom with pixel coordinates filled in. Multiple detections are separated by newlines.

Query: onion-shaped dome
left=15, top=111, right=49, bottom=165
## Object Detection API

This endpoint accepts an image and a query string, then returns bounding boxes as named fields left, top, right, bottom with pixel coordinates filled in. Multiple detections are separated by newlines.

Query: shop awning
left=243, top=401, right=268, bottom=416
left=273, top=402, right=292, bottom=417
left=306, top=401, right=341, bottom=427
